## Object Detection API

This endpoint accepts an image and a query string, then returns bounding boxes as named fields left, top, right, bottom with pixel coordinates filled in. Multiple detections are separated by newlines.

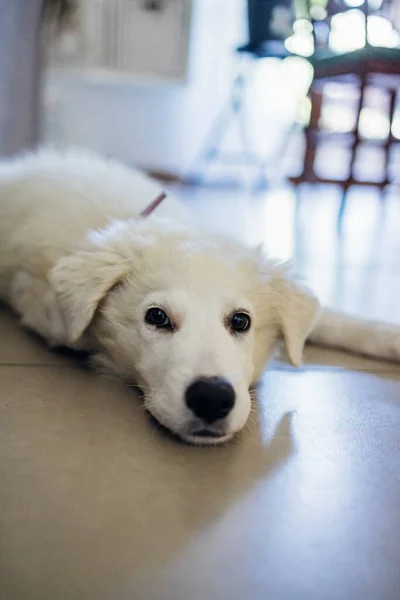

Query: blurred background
left=1, top=0, right=399, bottom=321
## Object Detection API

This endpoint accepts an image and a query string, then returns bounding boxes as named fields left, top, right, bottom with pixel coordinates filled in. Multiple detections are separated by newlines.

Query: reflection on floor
left=176, top=183, right=400, bottom=324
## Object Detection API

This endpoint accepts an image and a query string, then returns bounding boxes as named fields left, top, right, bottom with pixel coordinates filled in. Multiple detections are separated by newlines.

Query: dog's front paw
left=10, top=270, right=35, bottom=313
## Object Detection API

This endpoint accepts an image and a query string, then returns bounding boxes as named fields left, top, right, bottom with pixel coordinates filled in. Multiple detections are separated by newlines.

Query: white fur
left=0, top=149, right=399, bottom=444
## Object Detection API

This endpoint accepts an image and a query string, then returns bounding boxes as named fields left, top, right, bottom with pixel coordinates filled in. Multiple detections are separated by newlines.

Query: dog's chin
left=180, top=430, right=235, bottom=446
left=145, top=407, right=236, bottom=446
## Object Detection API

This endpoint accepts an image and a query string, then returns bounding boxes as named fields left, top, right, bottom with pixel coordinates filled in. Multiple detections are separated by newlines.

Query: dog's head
left=49, top=217, right=320, bottom=445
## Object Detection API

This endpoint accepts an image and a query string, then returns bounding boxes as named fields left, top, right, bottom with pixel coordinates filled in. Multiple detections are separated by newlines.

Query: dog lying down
left=0, top=149, right=399, bottom=445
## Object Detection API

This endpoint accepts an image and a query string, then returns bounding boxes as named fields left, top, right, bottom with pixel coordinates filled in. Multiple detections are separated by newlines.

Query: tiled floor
left=181, top=183, right=400, bottom=322
left=1, top=184, right=400, bottom=600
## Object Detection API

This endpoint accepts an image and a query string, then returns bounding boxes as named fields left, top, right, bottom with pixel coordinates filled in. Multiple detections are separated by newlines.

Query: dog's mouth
left=146, top=410, right=234, bottom=445
left=183, top=428, right=234, bottom=446
left=191, top=429, right=224, bottom=438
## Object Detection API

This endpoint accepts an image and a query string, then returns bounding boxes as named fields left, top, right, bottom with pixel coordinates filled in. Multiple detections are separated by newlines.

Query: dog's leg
left=308, top=308, right=400, bottom=363
left=9, top=271, right=69, bottom=347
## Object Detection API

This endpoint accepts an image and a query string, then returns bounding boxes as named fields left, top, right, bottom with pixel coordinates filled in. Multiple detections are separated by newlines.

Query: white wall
left=43, top=0, right=246, bottom=175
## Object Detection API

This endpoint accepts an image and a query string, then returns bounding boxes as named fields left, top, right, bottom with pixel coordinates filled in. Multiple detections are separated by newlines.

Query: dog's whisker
left=125, top=383, right=154, bottom=392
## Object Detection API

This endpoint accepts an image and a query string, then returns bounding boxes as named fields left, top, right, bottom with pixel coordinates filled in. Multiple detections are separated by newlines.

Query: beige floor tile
left=1, top=364, right=400, bottom=600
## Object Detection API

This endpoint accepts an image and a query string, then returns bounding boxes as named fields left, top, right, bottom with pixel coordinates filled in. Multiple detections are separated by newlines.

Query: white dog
left=0, top=149, right=399, bottom=444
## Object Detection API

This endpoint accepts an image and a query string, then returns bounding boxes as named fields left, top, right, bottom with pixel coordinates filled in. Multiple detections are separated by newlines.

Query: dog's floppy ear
left=49, top=250, right=131, bottom=343
left=271, top=266, right=321, bottom=366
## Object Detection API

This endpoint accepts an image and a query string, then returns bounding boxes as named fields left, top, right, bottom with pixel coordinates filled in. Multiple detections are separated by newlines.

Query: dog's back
left=0, top=148, right=186, bottom=293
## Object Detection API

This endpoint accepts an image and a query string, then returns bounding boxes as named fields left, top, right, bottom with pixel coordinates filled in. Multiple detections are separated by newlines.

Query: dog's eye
left=145, top=307, right=172, bottom=329
left=230, top=312, right=251, bottom=333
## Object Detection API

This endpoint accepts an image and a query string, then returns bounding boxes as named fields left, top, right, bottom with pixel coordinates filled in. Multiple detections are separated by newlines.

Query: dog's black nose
left=185, top=377, right=235, bottom=423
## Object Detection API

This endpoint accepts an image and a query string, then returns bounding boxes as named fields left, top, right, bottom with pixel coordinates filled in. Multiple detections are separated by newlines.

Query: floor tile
left=1, top=365, right=400, bottom=600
